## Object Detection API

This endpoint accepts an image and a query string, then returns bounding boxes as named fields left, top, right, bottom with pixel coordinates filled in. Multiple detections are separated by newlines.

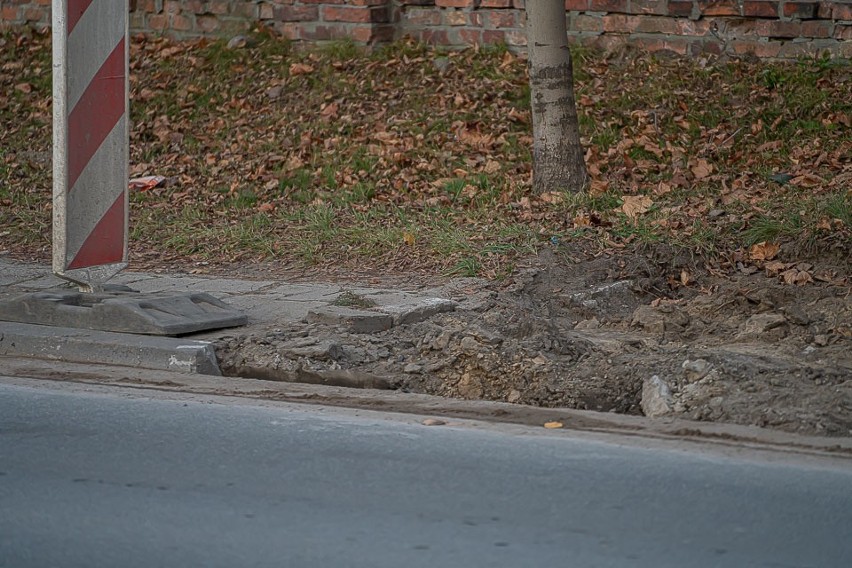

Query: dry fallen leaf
left=257, top=202, right=275, bottom=213
left=589, top=179, right=609, bottom=196
left=621, top=195, right=653, bottom=220
left=749, top=241, right=780, bottom=261
left=543, top=421, right=564, bottom=429
left=483, top=160, right=501, bottom=174
left=691, top=158, right=713, bottom=180
left=403, top=231, right=416, bottom=246
left=289, top=62, right=315, bottom=75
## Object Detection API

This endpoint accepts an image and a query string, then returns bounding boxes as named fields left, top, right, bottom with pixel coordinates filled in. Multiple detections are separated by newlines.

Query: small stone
left=814, top=334, right=829, bottom=346
left=403, top=363, right=423, bottom=374
left=740, top=313, right=787, bottom=336
left=574, top=318, right=601, bottom=330
left=459, top=336, right=480, bottom=354
left=682, top=358, right=712, bottom=382
left=227, top=35, right=247, bottom=49
left=507, top=389, right=521, bottom=403
left=266, top=85, right=283, bottom=100
left=640, top=375, right=673, bottom=418
left=708, top=209, right=726, bottom=219
left=432, top=57, right=451, bottom=74
left=422, top=418, right=446, bottom=426
left=782, top=306, right=811, bottom=326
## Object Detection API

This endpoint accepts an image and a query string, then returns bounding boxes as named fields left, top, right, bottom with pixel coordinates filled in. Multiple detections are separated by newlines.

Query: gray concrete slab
left=0, top=290, right=247, bottom=336
left=0, top=258, right=458, bottom=371
left=0, top=322, right=220, bottom=375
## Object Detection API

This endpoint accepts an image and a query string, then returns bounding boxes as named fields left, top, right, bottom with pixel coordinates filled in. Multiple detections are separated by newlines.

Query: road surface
left=1, top=377, right=850, bottom=568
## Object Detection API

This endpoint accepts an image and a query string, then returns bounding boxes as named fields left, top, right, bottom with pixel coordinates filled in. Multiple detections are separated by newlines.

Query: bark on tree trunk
left=526, top=0, right=588, bottom=193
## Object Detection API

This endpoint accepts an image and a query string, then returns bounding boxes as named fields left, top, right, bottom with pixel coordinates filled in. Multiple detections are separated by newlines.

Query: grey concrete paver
left=0, top=258, right=455, bottom=372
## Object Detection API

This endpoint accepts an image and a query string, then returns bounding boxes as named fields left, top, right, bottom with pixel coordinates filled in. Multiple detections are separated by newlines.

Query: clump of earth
left=215, top=248, right=851, bottom=437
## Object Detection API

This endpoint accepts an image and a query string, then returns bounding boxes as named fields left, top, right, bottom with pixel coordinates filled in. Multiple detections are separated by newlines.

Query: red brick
left=742, top=1, right=778, bottom=18
left=197, top=14, right=219, bottom=33
left=164, top=0, right=180, bottom=16
left=406, top=8, right=442, bottom=25
left=322, top=6, right=388, bottom=23
left=590, top=0, right=629, bottom=12
left=420, top=28, right=450, bottom=43
left=668, top=1, right=694, bottom=17
left=573, top=13, right=603, bottom=31
left=271, top=22, right=301, bottom=40
left=630, top=0, right=667, bottom=15
left=504, top=29, right=527, bottom=45
left=836, top=24, right=852, bottom=39
left=23, top=7, right=46, bottom=21
left=300, top=25, right=333, bottom=41
left=731, top=39, right=783, bottom=57
left=350, top=24, right=377, bottom=42
left=756, top=19, right=802, bottom=37
left=148, top=14, right=168, bottom=30
left=459, top=27, right=483, bottom=44
left=171, top=14, right=193, bottom=31
left=638, top=15, right=685, bottom=33
left=206, top=1, right=230, bottom=15
left=436, top=0, right=476, bottom=8
left=829, top=1, right=852, bottom=20
left=274, top=5, right=319, bottom=22
left=801, top=20, right=833, bottom=37
left=724, top=18, right=759, bottom=37
left=564, top=0, right=590, bottom=11
left=1, top=7, right=20, bottom=21
left=482, top=29, right=507, bottom=43
left=232, top=2, right=258, bottom=18
left=485, top=10, right=516, bottom=28
left=349, top=0, right=390, bottom=6
left=634, top=36, right=691, bottom=55
left=183, top=0, right=204, bottom=14
left=783, top=1, right=819, bottom=19
left=697, top=0, right=740, bottom=16
left=481, top=0, right=514, bottom=7
left=602, top=13, right=640, bottom=32
left=676, top=17, right=715, bottom=34
left=445, top=10, right=468, bottom=25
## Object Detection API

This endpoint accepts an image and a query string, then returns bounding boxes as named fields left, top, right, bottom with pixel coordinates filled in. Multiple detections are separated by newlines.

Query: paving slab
left=0, top=322, right=220, bottom=375
left=0, top=258, right=458, bottom=371
left=0, top=290, right=247, bottom=335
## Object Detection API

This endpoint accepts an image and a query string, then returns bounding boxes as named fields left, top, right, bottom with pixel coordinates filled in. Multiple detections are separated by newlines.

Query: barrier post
left=52, top=0, right=129, bottom=292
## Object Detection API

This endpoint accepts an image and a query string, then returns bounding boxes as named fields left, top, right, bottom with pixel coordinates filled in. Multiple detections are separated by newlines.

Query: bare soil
left=215, top=246, right=852, bottom=437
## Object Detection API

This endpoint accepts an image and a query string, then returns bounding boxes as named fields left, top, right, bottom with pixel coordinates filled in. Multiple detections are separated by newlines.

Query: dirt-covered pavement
left=215, top=247, right=851, bottom=437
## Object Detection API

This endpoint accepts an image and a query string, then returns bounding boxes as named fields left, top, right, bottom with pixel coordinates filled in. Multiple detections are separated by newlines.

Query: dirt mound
left=215, top=248, right=851, bottom=437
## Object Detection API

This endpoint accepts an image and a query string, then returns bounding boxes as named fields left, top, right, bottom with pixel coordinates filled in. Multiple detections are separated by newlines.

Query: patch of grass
left=2, top=31, right=849, bottom=276
left=333, top=289, right=376, bottom=308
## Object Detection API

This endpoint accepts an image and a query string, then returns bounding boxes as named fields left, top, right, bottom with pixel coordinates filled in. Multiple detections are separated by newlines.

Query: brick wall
left=1, top=0, right=850, bottom=59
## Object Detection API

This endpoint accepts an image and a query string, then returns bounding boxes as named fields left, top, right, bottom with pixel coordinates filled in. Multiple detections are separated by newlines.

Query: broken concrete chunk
left=278, top=339, right=344, bottom=361
left=738, top=313, right=788, bottom=339
left=682, top=358, right=712, bottom=382
left=641, top=375, right=674, bottom=418
left=306, top=306, right=393, bottom=334
left=377, top=297, right=456, bottom=326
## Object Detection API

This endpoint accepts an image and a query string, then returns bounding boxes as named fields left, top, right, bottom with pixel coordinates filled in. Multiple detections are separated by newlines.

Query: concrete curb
left=0, top=322, right=220, bottom=375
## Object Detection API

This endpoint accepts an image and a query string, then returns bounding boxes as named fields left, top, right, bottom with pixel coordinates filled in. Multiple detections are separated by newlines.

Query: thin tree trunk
left=526, top=0, right=588, bottom=193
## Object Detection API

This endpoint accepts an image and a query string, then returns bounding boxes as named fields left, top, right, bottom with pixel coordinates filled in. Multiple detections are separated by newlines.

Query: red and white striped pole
left=52, top=0, right=129, bottom=292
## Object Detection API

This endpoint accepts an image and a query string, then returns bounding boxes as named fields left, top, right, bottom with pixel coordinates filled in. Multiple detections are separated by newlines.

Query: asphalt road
left=1, top=378, right=850, bottom=568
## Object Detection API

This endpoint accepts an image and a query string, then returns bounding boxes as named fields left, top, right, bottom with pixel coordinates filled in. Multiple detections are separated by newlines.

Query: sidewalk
left=0, top=257, right=456, bottom=374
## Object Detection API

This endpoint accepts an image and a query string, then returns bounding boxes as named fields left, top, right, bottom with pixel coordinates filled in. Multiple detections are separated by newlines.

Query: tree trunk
left=526, top=0, right=588, bottom=193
